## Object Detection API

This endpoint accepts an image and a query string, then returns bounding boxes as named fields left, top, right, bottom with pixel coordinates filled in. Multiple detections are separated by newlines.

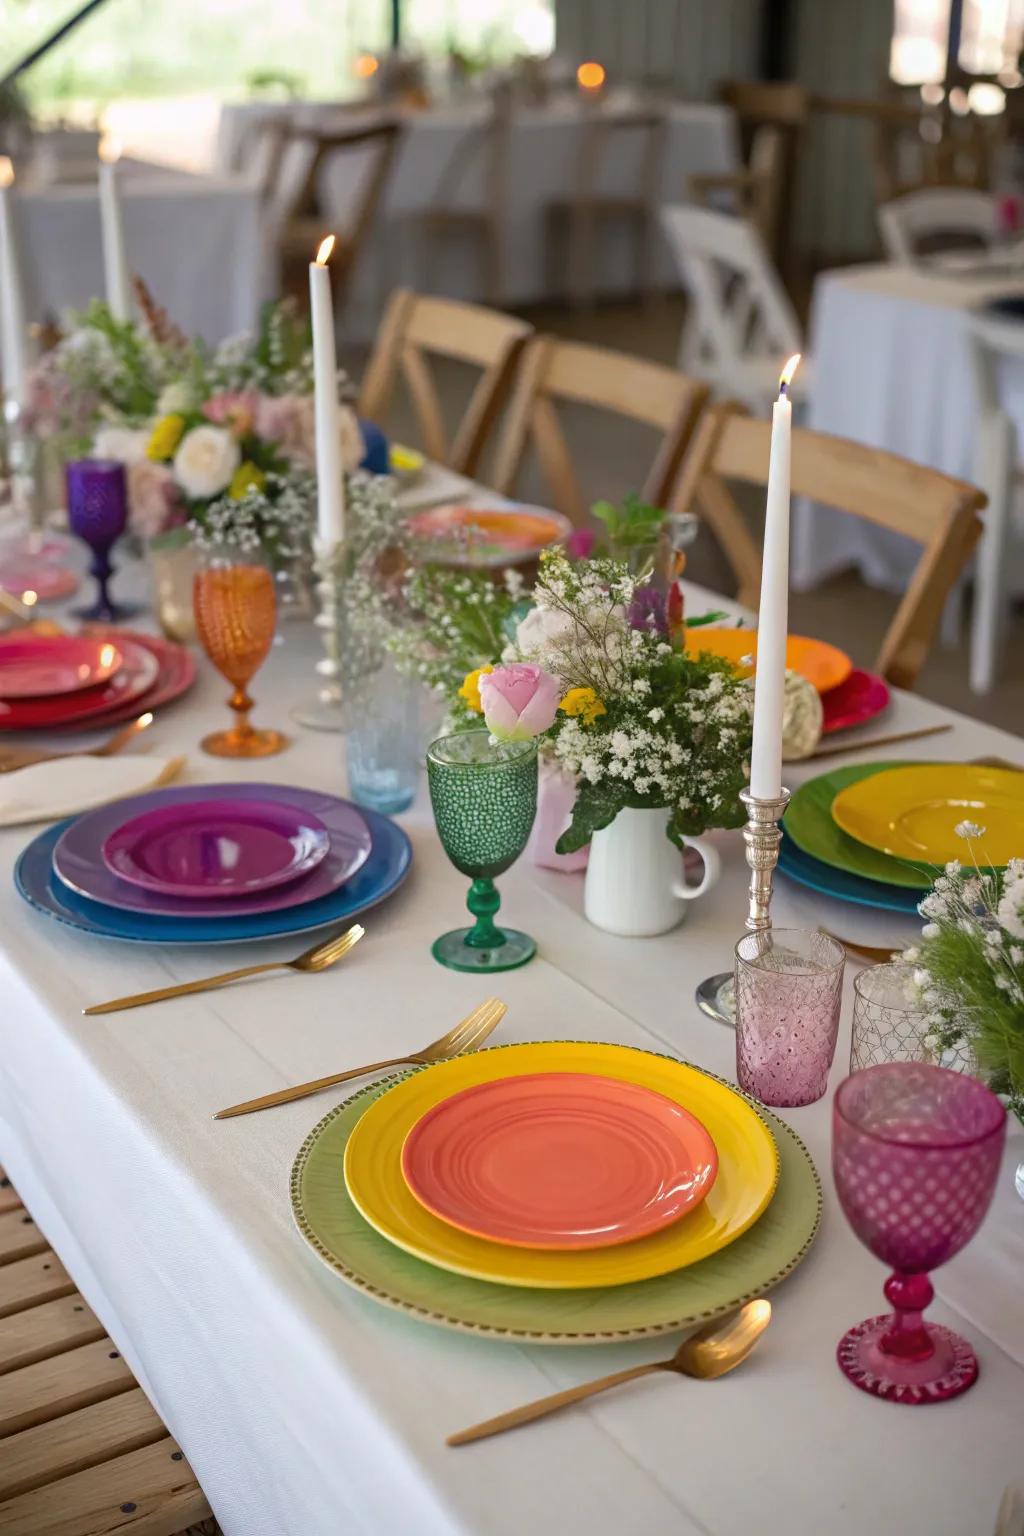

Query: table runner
left=0, top=578, right=1021, bottom=1535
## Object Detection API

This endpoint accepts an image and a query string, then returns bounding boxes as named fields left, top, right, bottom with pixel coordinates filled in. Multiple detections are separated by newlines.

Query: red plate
left=0, top=635, right=123, bottom=698
left=821, top=668, right=891, bottom=734
left=401, top=1071, right=718, bottom=1250
left=0, top=637, right=159, bottom=731
left=67, top=629, right=197, bottom=728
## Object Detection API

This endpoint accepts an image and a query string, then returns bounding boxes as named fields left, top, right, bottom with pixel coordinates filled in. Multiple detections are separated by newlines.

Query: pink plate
left=0, top=635, right=123, bottom=699
left=0, top=636, right=158, bottom=730
left=821, top=668, right=891, bottom=734
left=63, top=628, right=197, bottom=730
left=401, top=1072, right=718, bottom=1250
left=0, top=561, right=80, bottom=602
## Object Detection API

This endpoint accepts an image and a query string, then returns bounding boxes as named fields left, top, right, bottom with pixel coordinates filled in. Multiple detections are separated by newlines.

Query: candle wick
left=779, top=382, right=789, bottom=400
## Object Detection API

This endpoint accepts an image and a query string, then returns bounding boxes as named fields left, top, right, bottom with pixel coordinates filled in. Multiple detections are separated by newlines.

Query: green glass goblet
left=426, top=728, right=539, bottom=973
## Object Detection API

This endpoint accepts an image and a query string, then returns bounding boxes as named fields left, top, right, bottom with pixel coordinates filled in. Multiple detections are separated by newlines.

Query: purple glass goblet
left=66, top=458, right=137, bottom=622
left=833, top=1061, right=1006, bottom=1405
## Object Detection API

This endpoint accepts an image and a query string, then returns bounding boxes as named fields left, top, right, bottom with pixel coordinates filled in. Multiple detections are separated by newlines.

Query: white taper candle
left=0, top=157, right=28, bottom=408
left=98, top=138, right=131, bottom=322
left=749, top=353, right=801, bottom=801
left=309, top=234, right=346, bottom=546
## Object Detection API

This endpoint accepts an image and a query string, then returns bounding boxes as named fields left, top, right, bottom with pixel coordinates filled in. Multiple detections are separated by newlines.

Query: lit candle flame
left=354, top=52, right=379, bottom=79
left=98, top=135, right=122, bottom=166
left=0, top=157, right=13, bottom=190
left=315, top=234, right=336, bottom=267
left=577, top=61, right=606, bottom=90
left=778, top=353, right=801, bottom=396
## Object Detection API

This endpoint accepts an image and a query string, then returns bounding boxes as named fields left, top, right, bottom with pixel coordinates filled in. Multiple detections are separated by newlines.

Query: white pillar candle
left=98, top=137, right=132, bottom=322
left=749, top=353, right=801, bottom=801
left=309, top=234, right=346, bottom=546
left=0, top=157, right=28, bottom=409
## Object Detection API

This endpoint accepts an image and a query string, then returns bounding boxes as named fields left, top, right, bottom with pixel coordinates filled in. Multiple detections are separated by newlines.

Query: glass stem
left=880, top=1271, right=935, bottom=1362
left=464, top=878, right=505, bottom=949
left=229, top=686, right=254, bottom=741
left=90, top=544, right=113, bottom=618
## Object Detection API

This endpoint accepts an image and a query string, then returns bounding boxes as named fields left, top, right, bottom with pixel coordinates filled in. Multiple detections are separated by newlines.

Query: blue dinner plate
left=15, top=806, right=412, bottom=945
left=778, top=830, right=921, bottom=915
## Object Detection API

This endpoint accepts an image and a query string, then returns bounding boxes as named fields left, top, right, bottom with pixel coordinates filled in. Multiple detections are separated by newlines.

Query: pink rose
left=127, top=459, right=183, bottom=539
left=254, top=392, right=316, bottom=462
left=479, top=663, right=560, bottom=742
left=203, top=390, right=259, bottom=438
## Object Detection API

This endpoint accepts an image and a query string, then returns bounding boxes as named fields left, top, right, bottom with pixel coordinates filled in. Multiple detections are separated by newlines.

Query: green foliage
left=591, top=493, right=667, bottom=556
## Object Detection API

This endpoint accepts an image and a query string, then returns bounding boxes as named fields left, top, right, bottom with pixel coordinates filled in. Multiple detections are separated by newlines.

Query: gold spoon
left=447, top=1299, right=772, bottom=1447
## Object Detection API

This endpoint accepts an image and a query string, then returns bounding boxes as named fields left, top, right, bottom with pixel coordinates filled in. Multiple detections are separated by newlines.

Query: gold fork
left=0, top=712, right=154, bottom=775
left=213, top=996, right=507, bottom=1120
left=83, top=922, right=365, bottom=1017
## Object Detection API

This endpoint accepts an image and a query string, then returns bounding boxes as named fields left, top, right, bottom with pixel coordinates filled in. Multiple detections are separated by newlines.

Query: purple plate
left=102, top=798, right=331, bottom=899
left=53, top=784, right=373, bottom=918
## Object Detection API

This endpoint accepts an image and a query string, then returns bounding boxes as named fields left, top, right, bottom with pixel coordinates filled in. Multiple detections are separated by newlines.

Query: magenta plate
left=0, top=561, right=79, bottom=602
left=821, top=668, right=891, bottom=735
left=102, top=798, right=331, bottom=899
left=0, top=637, right=158, bottom=730
left=0, top=635, right=123, bottom=699
left=64, top=628, right=196, bottom=729
left=53, top=784, right=373, bottom=918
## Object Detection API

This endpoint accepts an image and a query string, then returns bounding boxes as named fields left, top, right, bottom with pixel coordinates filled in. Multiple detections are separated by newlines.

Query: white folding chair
left=965, top=312, right=1024, bottom=692
left=878, top=188, right=997, bottom=264
left=659, top=204, right=807, bottom=415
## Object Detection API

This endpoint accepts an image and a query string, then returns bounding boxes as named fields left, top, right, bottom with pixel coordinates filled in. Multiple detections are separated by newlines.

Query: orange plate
left=684, top=628, right=852, bottom=694
left=404, top=504, right=572, bottom=567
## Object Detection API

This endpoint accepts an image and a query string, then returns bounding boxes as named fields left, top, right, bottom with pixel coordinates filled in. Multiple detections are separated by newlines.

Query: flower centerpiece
left=24, top=287, right=363, bottom=560
left=903, top=827, right=1024, bottom=1136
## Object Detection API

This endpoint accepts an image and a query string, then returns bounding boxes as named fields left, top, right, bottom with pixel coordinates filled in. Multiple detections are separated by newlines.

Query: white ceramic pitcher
left=584, top=805, right=721, bottom=937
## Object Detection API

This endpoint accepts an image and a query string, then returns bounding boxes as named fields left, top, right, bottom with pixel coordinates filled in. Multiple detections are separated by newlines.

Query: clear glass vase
left=148, top=529, right=198, bottom=642
left=345, top=658, right=423, bottom=814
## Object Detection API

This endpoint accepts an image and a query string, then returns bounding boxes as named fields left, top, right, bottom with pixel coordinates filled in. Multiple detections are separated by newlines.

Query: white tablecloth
left=794, top=262, right=1024, bottom=591
left=11, top=161, right=270, bottom=345
left=217, top=98, right=737, bottom=335
left=0, top=572, right=1021, bottom=1536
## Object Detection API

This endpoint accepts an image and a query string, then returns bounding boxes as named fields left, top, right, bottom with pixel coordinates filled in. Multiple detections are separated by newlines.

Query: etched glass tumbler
left=193, top=547, right=287, bottom=758
left=426, top=728, right=538, bottom=973
left=833, top=1061, right=1005, bottom=1404
left=851, top=961, right=976, bottom=1074
left=735, top=928, right=845, bottom=1107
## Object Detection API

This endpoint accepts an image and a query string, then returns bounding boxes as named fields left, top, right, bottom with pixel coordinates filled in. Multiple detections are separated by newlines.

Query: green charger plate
left=785, top=761, right=934, bottom=891
left=290, top=1048, right=822, bottom=1344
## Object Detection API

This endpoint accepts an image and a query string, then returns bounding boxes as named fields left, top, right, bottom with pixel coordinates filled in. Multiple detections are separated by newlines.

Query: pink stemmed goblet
left=833, top=1062, right=1006, bottom=1404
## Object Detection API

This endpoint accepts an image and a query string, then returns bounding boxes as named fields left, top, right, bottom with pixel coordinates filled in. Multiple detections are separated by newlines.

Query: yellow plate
left=342, top=1042, right=779, bottom=1289
left=684, top=629, right=852, bottom=694
left=831, top=763, right=1023, bottom=867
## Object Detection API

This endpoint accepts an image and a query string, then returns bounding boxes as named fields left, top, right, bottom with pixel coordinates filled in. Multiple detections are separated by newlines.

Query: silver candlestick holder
left=291, top=537, right=349, bottom=733
left=695, top=785, right=791, bottom=1027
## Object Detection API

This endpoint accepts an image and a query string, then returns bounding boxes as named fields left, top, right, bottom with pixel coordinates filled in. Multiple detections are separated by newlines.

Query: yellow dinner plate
left=684, top=629, right=852, bottom=694
left=831, top=763, right=1022, bottom=867
left=342, top=1041, right=779, bottom=1289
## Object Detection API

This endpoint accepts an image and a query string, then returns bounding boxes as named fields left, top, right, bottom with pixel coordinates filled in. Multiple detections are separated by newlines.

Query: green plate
left=290, top=1047, right=822, bottom=1344
left=785, top=761, right=934, bottom=890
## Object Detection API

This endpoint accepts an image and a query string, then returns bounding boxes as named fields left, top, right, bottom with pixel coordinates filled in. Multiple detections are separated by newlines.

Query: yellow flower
left=146, top=413, right=186, bottom=462
left=228, top=462, right=266, bottom=501
left=559, top=687, right=606, bottom=726
left=458, top=665, right=494, bottom=714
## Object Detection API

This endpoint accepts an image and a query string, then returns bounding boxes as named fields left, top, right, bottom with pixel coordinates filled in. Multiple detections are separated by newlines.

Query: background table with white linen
left=0, top=571, right=1021, bottom=1536
left=218, top=98, right=738, bottom=333
left=793, top=262, right=1024, bottom=592
left=13, top=161, right=270, bottom=345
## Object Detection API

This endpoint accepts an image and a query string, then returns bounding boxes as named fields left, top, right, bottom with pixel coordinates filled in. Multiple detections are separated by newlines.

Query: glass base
left=696, top=971, right=736, bottom=1027
left=837, top=1315, right=978, bottom=1404
left=201, top=727, right=289, bottom=759
left=291, top=694, right=348, bottom=733
left=350, top=776, right=416, bottom=815
left=72, top=597, right=141, bottom=623
left=432, top=927, right=536, bottom=973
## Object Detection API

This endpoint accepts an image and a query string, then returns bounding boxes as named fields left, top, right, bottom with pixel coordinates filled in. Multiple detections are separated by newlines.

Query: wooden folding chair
left=491, top=335, right=710, bottom=526
left=670, top=401, right=985, bottom=689
left=357, top=289, right=533, bottom=477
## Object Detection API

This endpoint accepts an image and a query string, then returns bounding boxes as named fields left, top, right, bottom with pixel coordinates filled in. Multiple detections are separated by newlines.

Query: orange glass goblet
left=193, top=553, right=288, bottom=758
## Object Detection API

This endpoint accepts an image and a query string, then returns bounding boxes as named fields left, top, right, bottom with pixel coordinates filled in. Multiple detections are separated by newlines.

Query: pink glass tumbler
left=833, top=1061, right=1006, bottom=1404
left=735, top=928, right=844, bottom=1107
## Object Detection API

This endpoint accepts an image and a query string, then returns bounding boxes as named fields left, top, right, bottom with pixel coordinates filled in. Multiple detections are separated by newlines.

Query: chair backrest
left=357, top=289, right=533, bottom=476
left=431, top=83, right=514, bottom=219
left=570, top=106, right=667, bottom=210
left=491, top=335, right=709, bottom=525
left=878, top=188, right=997, bottom=263
left=660, top=204, right=802, bottom=395
left=670, top=401, right=985, bottom=689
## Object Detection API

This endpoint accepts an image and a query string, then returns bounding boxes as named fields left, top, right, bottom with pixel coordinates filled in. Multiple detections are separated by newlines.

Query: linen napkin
left=0, top=754, right=185, bottom=827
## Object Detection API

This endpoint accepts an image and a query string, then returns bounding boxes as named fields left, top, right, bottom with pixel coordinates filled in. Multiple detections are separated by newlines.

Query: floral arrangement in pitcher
left=903, top=827, right=1024, bottom=1124
left=388, top=543, right=751, bottom=851
left=24, top=289, right=362, bottom=560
